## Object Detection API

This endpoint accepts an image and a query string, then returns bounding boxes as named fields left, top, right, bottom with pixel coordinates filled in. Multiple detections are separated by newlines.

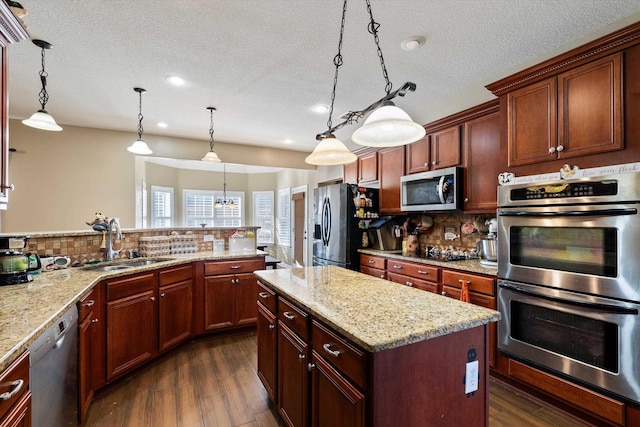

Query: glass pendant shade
left=305, top=135, right=357, bottom=166
left=127, top=138, right=153, bottom=155
left=202, top=150, right=222, bottom=162
left=351, top=103, right=426, bottom=147
left=22, top=109, right=62, bottom=131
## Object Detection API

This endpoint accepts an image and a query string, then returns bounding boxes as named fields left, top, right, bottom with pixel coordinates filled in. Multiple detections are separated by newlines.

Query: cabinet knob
left=308, top=363, right=316, bottom=372
left=160, top=293, right=166, bottom=297
left=268, top=324, right=275, bottom=330
left=380, top=274, right=385, bottom=278
left=298, top=354, right=306, bottom=360
left=82, top=300, right=95, bottom=307
left=548, top=146, right=556, bottom=154
left=557, top=144, right=564, bottom=152
left=441, top=291, right=447, bottom=296
left=431, top=160, right=436, bottom=165
left=424, top=162, right=429, bottom=168
left=150, top=297, right=155, bottom=301
left=464, top=198, right=469, bottom=203
left=91, top=319, right=99, bottom=323
left=405, top=281, right=414, bottom=287
left=258, top=292, right=269, bottom=299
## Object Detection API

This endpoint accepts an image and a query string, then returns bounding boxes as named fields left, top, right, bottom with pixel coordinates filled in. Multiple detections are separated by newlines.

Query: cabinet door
left=310, top=351, right=365, bottom=427
left=558, top=53, right=622, bottom=158
left=257, top=303, right=278, bottom=403
left=430, top=125, right=461, bottom=169
left=235, top=273, right=258, bottom=326
left=404, top=136, right=430, bottom=174
left=378, top=146, right=405, bottom=214
left=159, top=279, right=193, bottom=352
left=0, top=392, right=30, bottom=427
left=203, top=275, right=234, bottom=330
left=78, top=311, right=99, bottom=424
left=343, top=160, right=358, bottom=184
left=278, top=324, right=309, bottom=427
left=106, top=289, right=157, bottom=381
left=463, top=112, right=501, bottom=212
left=358, top=152, right=378, bottom=183
left=507, top=77, right=557, bottom=167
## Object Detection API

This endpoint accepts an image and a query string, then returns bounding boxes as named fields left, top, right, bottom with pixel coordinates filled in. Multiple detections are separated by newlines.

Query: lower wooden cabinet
left=0, top=352, right=30, bottom=427
left=257, top=303, right=278, bottom=403
left=0, top=393, right=30, bottom=427
left=278, top=323, right=309, bottom=427
left=203, top=273, right=258, bottom=330
left=158, top=278, right=193, bottom=352
left=359, top=254, right=386, bottom=279
left=78, top=286, right=103, bottom=424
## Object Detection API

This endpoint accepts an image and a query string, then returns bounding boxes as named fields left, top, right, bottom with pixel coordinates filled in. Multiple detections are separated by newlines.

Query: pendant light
left=127, top=87, right=152, bottom=155
left=350, top=0, right=425, bottom=147
left=313, top=0, right=425, bottom=148
left=202, top=107, right=222, bottom=162
left=22, top=39, right=63, bottom=131
left=214, top=164, right=235, bottom=209
left=305, top=0, right=356, bottom=166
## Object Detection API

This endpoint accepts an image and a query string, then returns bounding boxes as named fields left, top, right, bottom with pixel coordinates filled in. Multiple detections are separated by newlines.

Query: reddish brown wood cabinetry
left=0, top=351, right=30, bottom=427
left=158, top=265, right=193, bottom=352
left=202, top=258, right=264, bottom=331
left=378, top=146, right=405, bottom=214
left=343, top=160, right=358, bottom=184
left=405, top=127, right=461, bottom=174
left=78, top=287, right=103, bottom=424
left=106, top=272, right=158, bottom=381
left=359, top=254, right=386, bottom=279
left=257, top=302, right=278, bottom=402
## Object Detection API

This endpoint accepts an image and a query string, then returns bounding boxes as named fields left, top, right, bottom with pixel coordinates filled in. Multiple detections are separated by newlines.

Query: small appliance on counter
left=0, top=235, right=40, bottom=285
left=367, top=216, right=403, bottom=251
left=479, top=218, right=498, bottom=267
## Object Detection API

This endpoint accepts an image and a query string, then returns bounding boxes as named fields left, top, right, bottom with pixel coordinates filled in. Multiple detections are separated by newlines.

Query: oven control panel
left=509, top=180, right=618, bottom=201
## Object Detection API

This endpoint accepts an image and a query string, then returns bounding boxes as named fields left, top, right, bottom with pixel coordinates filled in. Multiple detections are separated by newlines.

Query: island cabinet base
left=367, top=325, right=489, bottom=427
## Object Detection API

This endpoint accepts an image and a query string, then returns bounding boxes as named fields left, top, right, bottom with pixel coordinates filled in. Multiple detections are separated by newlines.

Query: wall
left=2, top=120, right=314, bottom=233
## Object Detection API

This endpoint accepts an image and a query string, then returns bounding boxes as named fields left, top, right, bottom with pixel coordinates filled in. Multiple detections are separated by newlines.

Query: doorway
left=292, top=187, right=307, bottom=267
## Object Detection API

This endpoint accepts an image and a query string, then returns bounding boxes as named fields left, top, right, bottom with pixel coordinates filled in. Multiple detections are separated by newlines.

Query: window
left=277, top=188, right=291, bottom=247
left=151, top=185, right=174, bottom=228
left=184, top=189, right=244, bottom=227
left=253, top=191, right=274, bottom=245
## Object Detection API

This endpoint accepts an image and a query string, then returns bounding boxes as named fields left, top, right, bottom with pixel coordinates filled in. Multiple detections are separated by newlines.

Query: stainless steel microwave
left=400, top=167, right=462, bottom=212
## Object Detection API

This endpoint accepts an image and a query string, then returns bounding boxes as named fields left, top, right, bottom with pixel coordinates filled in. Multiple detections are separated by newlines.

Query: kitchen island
left=255, top=265, right=500, bottom=427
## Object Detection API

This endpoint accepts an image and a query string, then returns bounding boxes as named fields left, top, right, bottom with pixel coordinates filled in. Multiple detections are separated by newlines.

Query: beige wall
left=2, top=120, right=316, bottom=233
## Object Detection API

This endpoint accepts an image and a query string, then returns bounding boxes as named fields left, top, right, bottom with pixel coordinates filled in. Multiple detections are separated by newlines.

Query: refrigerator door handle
left=321, top=197, right=331, bottom=246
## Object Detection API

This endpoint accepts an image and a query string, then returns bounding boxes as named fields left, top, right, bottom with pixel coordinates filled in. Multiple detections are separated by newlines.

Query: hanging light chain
left=137, top=91, right=144, bottom=139
left=209, top=108, right=215, bottom=150
left=38, top=47, right=49, bottom=110
left=365, top=0, right=392, bottom=95
left=326, top=0, right=349, bottom=133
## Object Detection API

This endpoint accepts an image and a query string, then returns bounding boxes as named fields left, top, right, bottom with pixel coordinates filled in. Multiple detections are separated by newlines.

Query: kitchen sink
left=82, top=258, right=174, bottom=272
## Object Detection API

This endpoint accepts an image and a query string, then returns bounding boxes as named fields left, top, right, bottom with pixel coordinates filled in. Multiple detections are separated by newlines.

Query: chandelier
left=214, top=164, right=235, bottom=209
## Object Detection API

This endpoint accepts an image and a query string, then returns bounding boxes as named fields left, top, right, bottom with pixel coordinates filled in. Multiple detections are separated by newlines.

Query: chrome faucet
left=106, top=217, right=122, bottom=261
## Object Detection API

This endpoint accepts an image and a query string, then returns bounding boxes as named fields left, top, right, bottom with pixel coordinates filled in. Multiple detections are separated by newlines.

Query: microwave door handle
left=499, top=208, right=637, bottom=218
left=437, top=175, right=446, bottom=204
left=500, top=282, right=639, bottom=314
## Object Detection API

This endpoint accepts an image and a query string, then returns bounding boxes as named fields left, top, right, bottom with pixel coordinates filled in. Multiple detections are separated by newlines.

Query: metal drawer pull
left=230, top=265, right=240, bottom=269
left=268, top=324, right=275, bottom=330
left=405, top=281, right=414, bottom=287
left=380, top=274, right=385, bottom=278
left=323, top=343, right=341, bottom=357
left=368, top=260, right=376, bottom=264
left=160, top=293, right=166, bottom=297
left=258, top=292, right=269, bottom=299
left=91, top=319, right=99, bottom=323
left=393, top=265, right=403, bottom=269
left=417, top=270, right=428, bottom=275
left=441, top=291, right=447, bottom=296
left=83, top=300, right=95, bottom=307
left=283, top=312, right=295, bottom=320
left=298, top=354, right=306, bottom=360
left=0, top=379, right=23, bottom=401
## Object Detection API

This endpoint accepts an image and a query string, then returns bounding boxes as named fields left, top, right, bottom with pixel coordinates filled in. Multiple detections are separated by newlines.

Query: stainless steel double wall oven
left=497, top=172, right=640, bottom=404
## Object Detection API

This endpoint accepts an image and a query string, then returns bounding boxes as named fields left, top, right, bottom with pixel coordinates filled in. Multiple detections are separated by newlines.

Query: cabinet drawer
left=78, top=287, right=98, bottom=321
left=312, top=320, right=366, bottom=389
left=159, top=265, right=192, bottom=286
left=106, top=272, right=156, bottom=301
left=441, top=285, right=496, bottom=309
left=360, top=265, right=386, bottom=279
left=386, top=260, right=439, bottom=283
left=257, top=280, right=276, bottom=313
left=442, top=270, right=494, bottom=296
left=204, top=258, right=265, bottom=276
left=278, top=297, right=309, bottom=340
left=386, top=272, right=438, bottom=294
left=360, top=254, right=385, bottom=270
left=0, top=351, right=29, bottom=421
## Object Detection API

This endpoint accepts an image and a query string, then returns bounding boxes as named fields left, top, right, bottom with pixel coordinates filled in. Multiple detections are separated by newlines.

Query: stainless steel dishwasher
left=28, top=305, right=79, bottom=427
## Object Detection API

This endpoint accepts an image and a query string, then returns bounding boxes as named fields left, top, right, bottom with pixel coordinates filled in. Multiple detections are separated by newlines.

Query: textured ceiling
left=7, top=1, right=640, bottom=155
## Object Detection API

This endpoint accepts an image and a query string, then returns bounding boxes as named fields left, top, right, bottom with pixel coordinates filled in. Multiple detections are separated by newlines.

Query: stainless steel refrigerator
left=312, top=183, right=378, bottom=270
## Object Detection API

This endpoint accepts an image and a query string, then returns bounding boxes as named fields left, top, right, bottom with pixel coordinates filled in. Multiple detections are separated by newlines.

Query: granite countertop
left=254, top=266, right=500, bottom=353
left=359, top=248, right=499, bottom=276
left=0, top=250, right=265, bottom=372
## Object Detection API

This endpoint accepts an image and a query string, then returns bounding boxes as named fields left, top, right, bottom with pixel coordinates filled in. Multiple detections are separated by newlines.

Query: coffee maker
left=0, top=236, right=40, bottom=285
left=367, top=217, right=403, bottom=251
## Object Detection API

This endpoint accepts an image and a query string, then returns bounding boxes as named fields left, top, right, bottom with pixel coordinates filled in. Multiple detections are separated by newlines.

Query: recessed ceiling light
left=157, top=122, right=168, bottom=128
left=284, top=139, right=293, bottom=145
left=312, top=104, right=329, bottom=114
left=400, top=36, right=425, bottom=51
left=167, top=76, right=186, bottom=86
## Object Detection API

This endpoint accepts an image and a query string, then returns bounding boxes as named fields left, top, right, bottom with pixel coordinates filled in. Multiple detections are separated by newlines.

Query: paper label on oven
left=8, top=238, right=24, bottom=249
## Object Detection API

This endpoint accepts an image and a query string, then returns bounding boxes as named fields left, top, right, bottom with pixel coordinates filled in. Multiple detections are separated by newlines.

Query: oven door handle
left=500, top=282, right=639, bottom=314
left=499, top=208, right=637, bottom=218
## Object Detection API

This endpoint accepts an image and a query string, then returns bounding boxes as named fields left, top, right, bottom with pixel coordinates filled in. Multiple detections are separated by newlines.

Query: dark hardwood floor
left=84, top=331, right=589, bottom=427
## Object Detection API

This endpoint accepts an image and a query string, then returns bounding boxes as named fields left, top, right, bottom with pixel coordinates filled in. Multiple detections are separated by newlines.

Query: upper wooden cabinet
left=506, top=53, right=622, bottom=167
left=405, top=126, right=461, bottom=174
left=378, top=146, right=405, bottom=214
left=344, top=149, right=378, bottom=184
